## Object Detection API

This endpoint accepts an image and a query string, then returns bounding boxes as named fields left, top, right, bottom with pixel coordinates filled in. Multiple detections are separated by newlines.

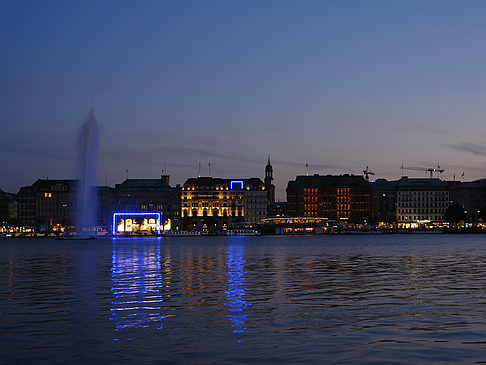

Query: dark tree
left=444, top=203, right=466, bottom=227
left=479, top=207, right=486, bottom=222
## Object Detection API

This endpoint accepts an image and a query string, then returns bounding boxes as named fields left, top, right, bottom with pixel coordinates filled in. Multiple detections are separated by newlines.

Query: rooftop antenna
left=306, top=163, right=309, bottom=176
left=198, top=162, right=201, bottom=178
left=209, top=162, right=211, bottom=177
left=126, top=169, right=129, bottom=180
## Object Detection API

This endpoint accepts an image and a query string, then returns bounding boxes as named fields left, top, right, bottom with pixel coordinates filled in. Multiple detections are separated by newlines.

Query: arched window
left=117, top=219, right=125, bottom=232
left=126, top=219, right=133, bottom=232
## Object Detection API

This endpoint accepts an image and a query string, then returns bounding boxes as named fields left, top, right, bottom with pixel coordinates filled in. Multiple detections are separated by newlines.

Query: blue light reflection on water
left=111, top=238, right=168, bottom=339
left=225, top=239, right=250, bottom=336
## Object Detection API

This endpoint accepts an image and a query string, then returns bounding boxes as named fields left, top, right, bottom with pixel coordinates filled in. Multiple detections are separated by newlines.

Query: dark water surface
left=2, top=235, right=486, bottom=364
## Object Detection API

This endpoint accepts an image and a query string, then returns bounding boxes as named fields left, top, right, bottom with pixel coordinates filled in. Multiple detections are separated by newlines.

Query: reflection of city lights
left=111, top=240, right=168, bottom=340
left=226, top=242, right=250, bottom=335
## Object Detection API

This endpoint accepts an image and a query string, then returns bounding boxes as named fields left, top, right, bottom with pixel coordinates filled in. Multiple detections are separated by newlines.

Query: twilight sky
left=2, top=0, right=486, bottom=200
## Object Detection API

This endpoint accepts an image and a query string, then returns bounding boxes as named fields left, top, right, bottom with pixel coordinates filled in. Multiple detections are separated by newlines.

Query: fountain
left=76, top=108, right=99, bottom=237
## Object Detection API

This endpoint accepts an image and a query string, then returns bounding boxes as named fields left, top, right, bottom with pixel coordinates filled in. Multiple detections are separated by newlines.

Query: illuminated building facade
left=286, top=174, right=371, bottom=222
left=114, top=177, right=181, bottom=231
left=181, top=177, right=266, bottom=229
left=112, top=212, right=161, bottom=235
left=396, top=177, right=449, bottom=227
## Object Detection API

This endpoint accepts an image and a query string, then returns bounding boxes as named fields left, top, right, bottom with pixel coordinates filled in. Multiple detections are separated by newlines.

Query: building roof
left=29, top=179, right=76, bottom=192
left=115, top=179, right=174, bottom=192
left=397, top=177, right=448, bottom=188
left=371, top=179, right=399, bottom=189
left=287, top=174, right=370, bottom=189
left=183, top=177, right=264, bottom=189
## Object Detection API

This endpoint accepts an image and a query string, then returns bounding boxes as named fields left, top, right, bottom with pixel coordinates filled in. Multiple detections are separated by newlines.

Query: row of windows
left=398, top=191, right=447, bottom=195
left=399, top=215, right=443, bottom=221
left=182, top=210, right=243, bottom=217
left=398, top=208, right=445, bottom=214
left=398, top=197, right=448, bottom=202
left=398, top=202, right=447, bottom=208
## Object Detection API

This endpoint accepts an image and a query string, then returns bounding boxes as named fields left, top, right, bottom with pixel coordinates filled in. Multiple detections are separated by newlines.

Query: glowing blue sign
left=112, top=212, right=161, bottom=235
left=230, top=180, right=244, bottom=190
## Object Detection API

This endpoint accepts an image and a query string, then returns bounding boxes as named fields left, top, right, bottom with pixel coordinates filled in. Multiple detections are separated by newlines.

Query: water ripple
left=2, top=235, right=486, bottom=363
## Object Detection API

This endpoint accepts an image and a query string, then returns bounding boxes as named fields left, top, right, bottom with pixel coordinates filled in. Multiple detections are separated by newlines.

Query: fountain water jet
left=76, top=108, right=99, bottom=236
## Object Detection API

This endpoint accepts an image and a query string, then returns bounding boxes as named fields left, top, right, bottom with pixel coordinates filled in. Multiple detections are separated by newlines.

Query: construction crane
left=400, top=163, right=444, bottom=178
left=362, top=166, right=375, bottom=181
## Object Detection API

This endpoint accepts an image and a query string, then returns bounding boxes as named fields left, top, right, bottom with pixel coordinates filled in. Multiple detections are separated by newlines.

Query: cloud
left=446, top=142, right=486, bottom=157
left=12, top=78, right=49, bottom=88
left=0, top=135, right=74, bottom=162
left=11, top=77, right=72, bottom=89
left=88, top=80, right=117, bottom=92
left=273, top=159, right=339, bottom=170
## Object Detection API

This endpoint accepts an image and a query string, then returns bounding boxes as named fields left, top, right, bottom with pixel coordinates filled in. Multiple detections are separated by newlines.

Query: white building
left=396, top=177, right=449, bottom=227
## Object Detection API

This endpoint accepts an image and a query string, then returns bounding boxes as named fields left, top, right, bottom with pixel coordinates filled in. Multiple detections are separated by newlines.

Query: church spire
left=264, top=156, right=275, bottom=204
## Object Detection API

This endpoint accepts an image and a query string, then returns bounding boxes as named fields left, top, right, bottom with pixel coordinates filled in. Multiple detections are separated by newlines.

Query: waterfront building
left=264, top=156, right=275, bottom=204
left=268, top=201, right=286, bottom=217
left=0, top=189, right=17, bottom=227
left=97, top=186, right=116, bottom=229
left=16, top=176, right=180, bottom=233
left=370, top=179, right=398, bottom=224
left=286, top=174, right=371, bottom=223
left=181, top=177, right=267, bottom=230
left=17, top=179, right=76, bottom=231
left=448, top=179, right=486, bottom=222
left=114, top=177, right=181, bottom=231
left=396, top=177, right=449, bottom=227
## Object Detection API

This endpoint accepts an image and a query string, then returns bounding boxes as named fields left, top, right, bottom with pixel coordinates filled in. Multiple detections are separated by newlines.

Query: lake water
left=2, top=235, right=486, bottom=364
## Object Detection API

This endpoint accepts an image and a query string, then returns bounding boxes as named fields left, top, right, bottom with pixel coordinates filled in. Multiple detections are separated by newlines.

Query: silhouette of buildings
left=449, top=179, right=486, bottom=222
left=264, top=156, right=275, bottom=204
left=17, top=179, right=75, bottom=230
left=370, top=179, right=398, bottom=224
left=114, top=177, right=181, bottom=230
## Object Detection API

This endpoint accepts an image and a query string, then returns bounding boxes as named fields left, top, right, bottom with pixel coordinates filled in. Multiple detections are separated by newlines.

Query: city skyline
left=2, top=1, right=486, bottom=199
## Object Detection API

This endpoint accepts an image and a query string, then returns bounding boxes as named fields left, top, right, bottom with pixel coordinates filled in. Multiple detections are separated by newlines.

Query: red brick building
left=286, top=174, right=371, bottom=222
